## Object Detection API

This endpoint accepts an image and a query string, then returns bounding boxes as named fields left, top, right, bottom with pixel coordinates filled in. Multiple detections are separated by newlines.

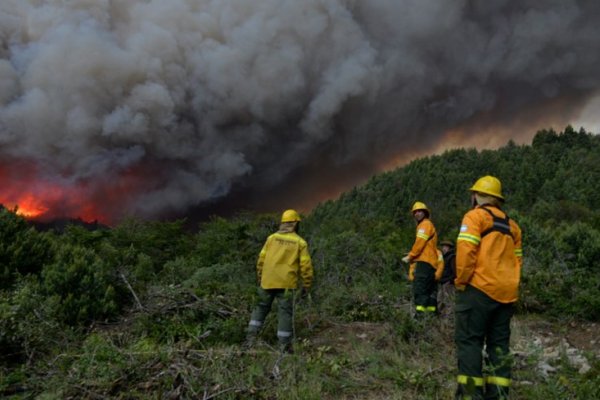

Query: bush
left=0, top=208, right=53, bottom=289
left=0, top=276, right=67, bottom=365
left=520, top=222, right=600, bottom=320
left=40, top=244, right=125, bottom=325
left=192, top=214, right=276, bottom=268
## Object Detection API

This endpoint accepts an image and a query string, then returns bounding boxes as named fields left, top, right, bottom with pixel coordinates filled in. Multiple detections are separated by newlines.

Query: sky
left=1, top=0, right=600, bottom=223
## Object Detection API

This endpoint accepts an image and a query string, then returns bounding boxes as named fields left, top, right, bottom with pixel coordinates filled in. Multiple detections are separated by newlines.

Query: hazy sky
left=1, top=0, right=599, bottom=222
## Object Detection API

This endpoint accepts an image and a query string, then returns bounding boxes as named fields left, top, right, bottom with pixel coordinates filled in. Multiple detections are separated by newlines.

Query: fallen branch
left=119, top=271, right=144, bottom=311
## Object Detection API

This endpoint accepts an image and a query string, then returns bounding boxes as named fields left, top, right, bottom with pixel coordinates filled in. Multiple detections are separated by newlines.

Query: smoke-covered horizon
left=1, top=0, right=600, bottom=222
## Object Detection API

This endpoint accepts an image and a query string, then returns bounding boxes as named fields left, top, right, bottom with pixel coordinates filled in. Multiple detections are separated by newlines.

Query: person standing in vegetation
left=402, top=201, right=440, bottom=317
left=455, top=176, right=523, bottom=400
left=245, top=209, right=314, bottom=353
left=438, top=240, right=456, bottom=318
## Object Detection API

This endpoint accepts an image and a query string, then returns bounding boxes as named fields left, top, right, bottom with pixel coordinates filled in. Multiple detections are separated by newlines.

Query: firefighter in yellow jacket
left=402, top=201, right=439, bottom=316
left=455, top=176, right=523, bottom=400
left=245, top=209, right=313, bottom=352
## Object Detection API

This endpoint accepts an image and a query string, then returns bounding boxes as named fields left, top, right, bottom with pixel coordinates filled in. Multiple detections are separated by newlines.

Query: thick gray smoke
left=1, top=0, right=599, bottom=220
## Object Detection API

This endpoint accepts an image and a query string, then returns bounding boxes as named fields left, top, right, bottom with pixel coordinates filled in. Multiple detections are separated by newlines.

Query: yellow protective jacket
left=456, top=205, right=523, bottom=303
left=408, top=218, right=438, bottom=268
left=257, top=231, right=313, bottom=290
left=408, top=249, right=444, bottom=281
left=435, top=249, right=444, bottom=281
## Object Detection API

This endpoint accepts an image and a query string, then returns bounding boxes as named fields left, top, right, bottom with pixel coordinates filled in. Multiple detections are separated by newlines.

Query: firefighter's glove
left=401, top=255, right=411, bottom=264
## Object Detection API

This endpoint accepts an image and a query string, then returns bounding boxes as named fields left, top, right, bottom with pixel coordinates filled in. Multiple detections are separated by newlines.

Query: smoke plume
left=1, top=0, right=599, bottom=222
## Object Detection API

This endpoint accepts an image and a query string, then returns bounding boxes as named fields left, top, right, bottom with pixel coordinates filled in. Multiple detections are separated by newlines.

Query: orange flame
left=0, top=158, right=167, bottom=225
left=0, top=183, right=104, bottom=223
left=0, top=160, right=112, bottom=224
left=11, top=193, right=50, bottom=218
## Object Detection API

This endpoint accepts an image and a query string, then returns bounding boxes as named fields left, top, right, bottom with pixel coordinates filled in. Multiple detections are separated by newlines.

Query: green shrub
left=0, top=208, right=53, bottom=289
left=520, top=222, right=600, bottom=320
left=41, top=244, right=125, bottom=325
left=192, top=214, right=276, bottom=268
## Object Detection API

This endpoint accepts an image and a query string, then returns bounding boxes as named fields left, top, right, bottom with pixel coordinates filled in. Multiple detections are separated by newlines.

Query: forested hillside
left=1, top=126, right=599, bottom=399
left=308, top=125, right=600, bottom=320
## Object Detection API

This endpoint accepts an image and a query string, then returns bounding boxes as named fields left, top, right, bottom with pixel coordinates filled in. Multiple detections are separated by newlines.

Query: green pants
left=247, top=287, right=295, bottom=346
left=455, top=285, right=514, bottom=400
left=413, top=261, right=437, bottom=313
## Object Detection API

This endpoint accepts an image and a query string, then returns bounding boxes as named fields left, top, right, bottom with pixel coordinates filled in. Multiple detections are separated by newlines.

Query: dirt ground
left=512, top=316, right=599, bottom=356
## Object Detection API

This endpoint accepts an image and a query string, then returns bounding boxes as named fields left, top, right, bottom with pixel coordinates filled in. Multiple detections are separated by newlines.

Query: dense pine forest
left=1, top=126, right=599, bottom=399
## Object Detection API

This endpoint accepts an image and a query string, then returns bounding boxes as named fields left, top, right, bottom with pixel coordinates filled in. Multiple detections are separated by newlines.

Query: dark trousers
left=247, top=288, right=295, bottom=346
left=413, top=261, right=437, bottom=313
left=455, top=285, right=514, bottom=399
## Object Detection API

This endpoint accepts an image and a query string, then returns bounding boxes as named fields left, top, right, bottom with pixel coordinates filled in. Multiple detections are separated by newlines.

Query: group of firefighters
left=244, top=175, right=522, bottom=400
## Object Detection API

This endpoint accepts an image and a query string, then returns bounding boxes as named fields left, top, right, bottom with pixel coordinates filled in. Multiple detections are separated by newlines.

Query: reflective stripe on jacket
left=408, top=218, right=438, bottom=267
left=257, top=231, right=313, bottom=289
left=456, top=205, right=523, bottom=303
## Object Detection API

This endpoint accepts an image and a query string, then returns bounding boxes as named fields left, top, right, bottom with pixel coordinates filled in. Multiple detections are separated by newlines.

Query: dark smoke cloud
left=1, top=0, right=599, bottom=220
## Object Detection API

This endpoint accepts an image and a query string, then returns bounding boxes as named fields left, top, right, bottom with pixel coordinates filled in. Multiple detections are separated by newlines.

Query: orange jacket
left=456, top=205, right=523, bottom=303
left=408, top=218, right=438, bottom=268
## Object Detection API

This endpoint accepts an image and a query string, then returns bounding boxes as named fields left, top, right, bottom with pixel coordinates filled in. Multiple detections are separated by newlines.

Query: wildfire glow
left=0, top=182, right=104, bottom=223
left=0, top=160, right=115, bottom=224
left=10, top=193, right=50, bottom=218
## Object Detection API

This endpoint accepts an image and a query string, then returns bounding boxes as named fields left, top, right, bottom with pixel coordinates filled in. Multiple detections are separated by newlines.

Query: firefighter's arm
left=256, top=238, right=269, bottom=283
left=407, top=221, right=434, bottom=260
left=434, top=251, right=444, bottom=281
left=299, top=241, right=313, bottom=289
left=455, top=213, right=480, bottom=290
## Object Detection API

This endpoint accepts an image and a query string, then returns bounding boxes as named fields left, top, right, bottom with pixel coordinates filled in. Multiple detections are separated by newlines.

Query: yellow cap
left=411, top=201, right=430, bottom=214
left=281, top=209, right=301, bottom=223
left=470, top=175, right=504, bottom=200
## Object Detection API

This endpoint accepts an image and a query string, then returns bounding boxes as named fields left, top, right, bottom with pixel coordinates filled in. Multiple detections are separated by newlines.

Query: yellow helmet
left=411, top=201, right=430, bottom=214
left=281, top=209, right=301, bottom=223
left=470, top=175, right=504, bottom=200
